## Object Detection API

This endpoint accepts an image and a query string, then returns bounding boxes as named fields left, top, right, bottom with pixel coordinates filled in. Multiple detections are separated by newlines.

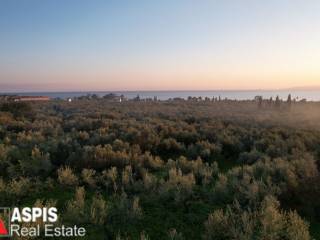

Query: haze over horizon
left=1, top=1, right=320, bottom=92
left=2, top=85, right=320, bottom=94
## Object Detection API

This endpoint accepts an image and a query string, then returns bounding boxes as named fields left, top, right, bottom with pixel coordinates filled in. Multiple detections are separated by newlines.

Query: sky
left=1, top=0, right=320, bottom=92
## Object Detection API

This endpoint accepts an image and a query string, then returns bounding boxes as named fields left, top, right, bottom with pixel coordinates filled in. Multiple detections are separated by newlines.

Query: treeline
left=0, top=100, right=320, bottom=239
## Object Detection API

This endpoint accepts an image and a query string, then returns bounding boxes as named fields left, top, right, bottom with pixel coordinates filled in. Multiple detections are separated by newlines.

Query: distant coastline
left=1, top=90, right=320, bottom=101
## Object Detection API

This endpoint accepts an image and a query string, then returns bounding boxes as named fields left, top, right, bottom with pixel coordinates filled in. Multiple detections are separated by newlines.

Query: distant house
left=12, top=96, right=50, bottom=102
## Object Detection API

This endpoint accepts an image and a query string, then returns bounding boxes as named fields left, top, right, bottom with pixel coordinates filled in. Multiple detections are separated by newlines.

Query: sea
left=2, top=90, right=320, bottom=101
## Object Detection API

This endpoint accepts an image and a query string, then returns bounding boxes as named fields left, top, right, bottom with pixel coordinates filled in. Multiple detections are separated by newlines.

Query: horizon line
left=1, top=86, right=320, bottom=94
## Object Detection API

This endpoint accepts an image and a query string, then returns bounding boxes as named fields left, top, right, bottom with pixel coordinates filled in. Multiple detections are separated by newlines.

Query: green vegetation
left=1, top=99, right=320, bottom=239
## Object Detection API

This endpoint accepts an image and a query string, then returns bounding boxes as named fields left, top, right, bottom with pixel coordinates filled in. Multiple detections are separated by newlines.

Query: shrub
left=103, top=167, right=118, bottom=193
left=168, top=228, right=184, bottom=240
left=64, top=187, right=86, bottom=223
left=57, top=166, right=78, bottom=187
left=9, top=177, right=32, bottom=197
left=122, top=165, right=133, bottom=188
left=142, top=170, right=157, bottom=191
left=131, top=196, right=143, bottom=218
left=81, top=168, right=96, bottom=188
left=19, top=147, right=52, bottom=177
left=90, top=194, right=107, bottom=225
left=162, top=167, right=196, bottom=202
left=204, top=196, right=311, bottom=240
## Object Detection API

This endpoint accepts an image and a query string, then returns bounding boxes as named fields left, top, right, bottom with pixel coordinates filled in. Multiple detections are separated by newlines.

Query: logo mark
left=0, top=208, right=10, bottom=237
left=0, top=219, right=8, bottom=235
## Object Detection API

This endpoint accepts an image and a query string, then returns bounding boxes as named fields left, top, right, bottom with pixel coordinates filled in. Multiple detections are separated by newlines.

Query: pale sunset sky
left=1, top=0, right=320, bottom=92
